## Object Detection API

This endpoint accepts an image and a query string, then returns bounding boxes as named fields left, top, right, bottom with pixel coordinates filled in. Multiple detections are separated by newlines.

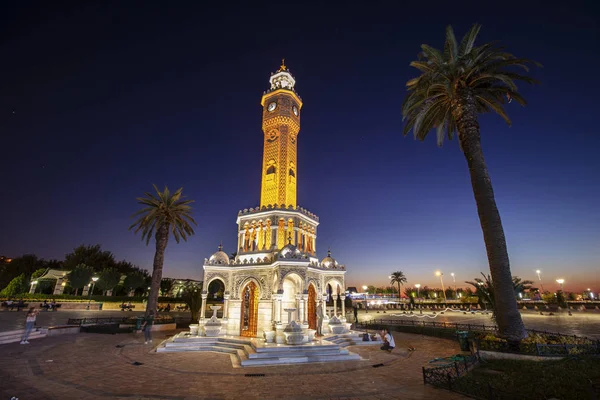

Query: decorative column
left=297, top=225, right=303, bottom=250
left=243, top=226, right=250, bottom=251
left=296, top=294, right=303, bottom=322
left=29, top=281, right=38, bottom=294
left=273, top=293, right=282, bottom=323
left=287, top=220, right=295, bottom=245
left=200, top=292, right=208, bottom=319
left=265, top=220, right=272, bottom=249
left=223, top=293, right=230, bottom=319
left=333, top=293, right=338, bottom=317
left=302, top=293, right=309, bottom=323
left=277, top=219, right=285, bottom=248
left=341, top=294, right=346, bottom=319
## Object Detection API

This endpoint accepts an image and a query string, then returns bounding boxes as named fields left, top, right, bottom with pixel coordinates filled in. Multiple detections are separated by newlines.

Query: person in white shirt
left=380, top=328, right=395, bottom=352
left=21, top=308, right=38, bottom=344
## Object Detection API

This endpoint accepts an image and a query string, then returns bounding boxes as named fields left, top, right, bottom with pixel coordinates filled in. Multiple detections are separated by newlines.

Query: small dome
left=280, top=243, right=300, bottom=257
left=321, top=248, right=338, bottom=268
left=209, top=244, right=229, bottom=265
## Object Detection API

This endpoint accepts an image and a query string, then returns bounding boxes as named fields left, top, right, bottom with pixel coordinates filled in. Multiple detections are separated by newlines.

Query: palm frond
left=458, top=24, right=481, bottom=56
left=129, top=185, right=197, bottom=245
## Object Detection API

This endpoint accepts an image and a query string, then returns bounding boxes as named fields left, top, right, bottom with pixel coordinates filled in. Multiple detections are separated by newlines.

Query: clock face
left=267, top=129, right=279, bottom=142
left=292, top=105, right=298, bottom=116
left=268, top=102, right=277, bottom=112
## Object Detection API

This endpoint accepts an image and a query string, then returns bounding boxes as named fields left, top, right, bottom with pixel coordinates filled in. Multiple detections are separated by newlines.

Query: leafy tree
left=63, top=245, right=116, bottom=271
left=390, top=271, right=407, bottom=299
left=96, top=268, right=122, bottom=295
left=0, top=273, right=29, bottom=297
left=66, top=264, right=95, bottom=296
left=160, top=278, right=175, bottom=296
left=0, top=254, right=44, bottom=291
left=124, top=272, right=146, bottom=293
left=30, top=268, right=47, bottom=280
left=366, top=285, right=377, bottom=295
left=181, top=283, right=203, bottom=322
left=130, top=185, right=197, bottom=316
left=402, top=24, right=539, bottom=341
left=114, top=260, right=138, bottom=275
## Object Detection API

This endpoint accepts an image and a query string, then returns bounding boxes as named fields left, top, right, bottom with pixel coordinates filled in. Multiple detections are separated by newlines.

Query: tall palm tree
left=129, top=185, right=196, bottom=316
left=402, top=24, right=539, bottom=341
left=390, top=271, right=407, bottom=300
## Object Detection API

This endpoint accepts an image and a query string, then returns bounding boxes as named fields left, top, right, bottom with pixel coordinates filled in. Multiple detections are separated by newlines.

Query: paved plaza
left=0, top=330, right=466, bottom=400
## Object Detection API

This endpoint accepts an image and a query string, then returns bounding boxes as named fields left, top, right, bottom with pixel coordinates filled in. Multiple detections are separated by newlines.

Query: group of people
left=40, top=299, right=58, bottom=311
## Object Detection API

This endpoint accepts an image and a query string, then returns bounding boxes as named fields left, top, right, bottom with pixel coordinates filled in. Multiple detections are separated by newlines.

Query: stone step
left=252, top=343, right=340, bottom=352
left=0, top=330, right=46, bottom=345
left=241, top=353, right=361, bottom=366
left=248, top=348, right=350, bottom=359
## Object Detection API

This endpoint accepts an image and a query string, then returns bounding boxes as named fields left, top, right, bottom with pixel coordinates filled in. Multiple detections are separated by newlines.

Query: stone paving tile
left=0, top=330, right=467, bottom=399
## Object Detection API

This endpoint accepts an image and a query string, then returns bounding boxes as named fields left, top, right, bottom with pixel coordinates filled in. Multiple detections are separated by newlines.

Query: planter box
left=46, top=325, right=81, bottom=337
left=479, top=350, right=563, bottom=362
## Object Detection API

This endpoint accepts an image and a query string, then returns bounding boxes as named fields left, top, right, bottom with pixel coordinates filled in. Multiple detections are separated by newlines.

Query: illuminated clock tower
left=260, top=59, right=303, bottom=209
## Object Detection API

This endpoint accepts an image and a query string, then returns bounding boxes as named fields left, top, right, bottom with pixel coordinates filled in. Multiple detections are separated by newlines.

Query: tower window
left=267, top=166, right=276, bottom=174
left=289, top=169, right=295, bottom=177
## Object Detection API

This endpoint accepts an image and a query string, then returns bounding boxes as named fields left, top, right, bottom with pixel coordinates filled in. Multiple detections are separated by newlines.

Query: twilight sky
left=1, top=1, right=599, bottom=292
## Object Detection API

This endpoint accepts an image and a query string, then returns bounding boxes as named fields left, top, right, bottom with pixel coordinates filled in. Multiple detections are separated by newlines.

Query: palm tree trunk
left=146, top=224, right=169, bottom=316
left=454, top=89, right=527, bottom=341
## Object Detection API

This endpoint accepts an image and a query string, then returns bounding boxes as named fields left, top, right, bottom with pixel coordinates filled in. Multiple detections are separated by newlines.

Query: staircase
left=0, top=328, right=47, bottom=345
left=327, top=331, right=384, bottom=347
left=156, top=332, right=362, bottom=367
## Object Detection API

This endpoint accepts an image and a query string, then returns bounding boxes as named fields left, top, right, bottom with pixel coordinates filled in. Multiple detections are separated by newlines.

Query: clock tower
left=259, top=60, right=303, bottom=209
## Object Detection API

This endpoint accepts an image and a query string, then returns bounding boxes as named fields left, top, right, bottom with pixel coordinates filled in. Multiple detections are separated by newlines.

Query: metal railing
left=67, top=316, right=175, bottom=326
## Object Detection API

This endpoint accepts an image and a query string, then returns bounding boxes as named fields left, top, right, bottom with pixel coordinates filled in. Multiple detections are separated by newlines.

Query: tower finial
left=218, top=241, right=223, bottom=251
left=279, top=58, right=287, bottom=72
left=328, top=247, right=331, bottom=257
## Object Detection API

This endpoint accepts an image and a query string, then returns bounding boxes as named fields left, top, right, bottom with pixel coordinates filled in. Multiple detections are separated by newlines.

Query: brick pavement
left=0, top=330, right=467, bottom=399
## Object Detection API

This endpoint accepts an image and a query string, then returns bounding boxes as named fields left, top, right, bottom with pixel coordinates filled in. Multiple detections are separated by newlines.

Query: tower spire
left=218, top=241, right=223, bottom=251
left=279, top=58, right=287, bottom=72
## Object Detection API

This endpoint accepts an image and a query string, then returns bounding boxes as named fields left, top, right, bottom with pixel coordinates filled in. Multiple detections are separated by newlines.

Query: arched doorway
left=282, top=274, right=302, bottom=323
left=308, top=284, right=317, bottom=330
left=240, top=281, right=259, bottom=337
left=207, top=279, right=225, bottom=318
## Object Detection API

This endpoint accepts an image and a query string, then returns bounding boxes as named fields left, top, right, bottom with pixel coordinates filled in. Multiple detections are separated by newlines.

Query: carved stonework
left=232, top=269, right=273, bottom=300
left=204, top=272, right=230, bottom=292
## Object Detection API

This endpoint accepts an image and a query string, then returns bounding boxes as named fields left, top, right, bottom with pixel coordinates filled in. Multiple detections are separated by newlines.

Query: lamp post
left=536, top=269, right=545, bottom=292
left=556, top=279, right=564, bottom=291
left=415, top=284, right=422, bottom=313
left=450, top=272, right=457, bottom=298
left=435, top=271, right=447, bottom=302
left=87, top=277, right=99, bottom=310
left=362, top=285, right=368, bottom=312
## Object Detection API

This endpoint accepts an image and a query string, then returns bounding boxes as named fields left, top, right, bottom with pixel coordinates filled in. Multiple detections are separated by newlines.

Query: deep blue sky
left=1, top=1, right=599, bottom=291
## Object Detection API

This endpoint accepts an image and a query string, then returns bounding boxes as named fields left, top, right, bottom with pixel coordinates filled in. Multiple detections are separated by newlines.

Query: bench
left=1, top=302, right=29, bottom=311
left=40, top=303, right=62, bottom=311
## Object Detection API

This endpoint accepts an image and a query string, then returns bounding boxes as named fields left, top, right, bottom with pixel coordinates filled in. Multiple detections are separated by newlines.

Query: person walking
left=20, top=308, right=38, bottom=344
left=142, top=311, right=155, bottom=344
left=353, top=305, right=359, bottom=323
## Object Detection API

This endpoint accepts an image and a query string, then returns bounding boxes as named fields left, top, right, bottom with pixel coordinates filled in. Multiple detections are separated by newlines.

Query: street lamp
left=435, top=271, right=447, bottom=301
left=87, top=277, right=99, bottom=310
left=415, top=284, right=421, bottom=298
left=450, top=272, right=457, bottom=297
left=362, top=285, right=369, bottom=312
left=536, top=269, right=545, bottom=292
left=556, top=279, right=564, bottom=291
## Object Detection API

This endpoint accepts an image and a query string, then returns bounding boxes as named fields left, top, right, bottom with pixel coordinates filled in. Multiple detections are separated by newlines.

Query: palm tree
left=390, top=271, right=407, bottom=300
left=129, top=185, right=197, bottom=316
left=402, top=24, right=539, bottom=341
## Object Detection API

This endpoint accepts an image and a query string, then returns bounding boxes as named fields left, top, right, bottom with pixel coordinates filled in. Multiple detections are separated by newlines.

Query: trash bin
left=136, top=317, right=145, bottom=330
left=456, top=330, right=470, bottom=351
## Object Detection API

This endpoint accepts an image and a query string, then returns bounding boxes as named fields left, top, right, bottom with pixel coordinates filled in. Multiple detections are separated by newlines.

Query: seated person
left=380, top=328, right=395, bottom=353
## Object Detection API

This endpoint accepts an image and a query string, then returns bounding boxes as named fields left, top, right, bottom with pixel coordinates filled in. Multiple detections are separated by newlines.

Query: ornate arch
left=279, top=270, right=305, bottom=292
left=204, top=272, right=229, bottom=292
left=324, top=277, right=344, bottom=294
left=306, top=277, right=320, bottom=295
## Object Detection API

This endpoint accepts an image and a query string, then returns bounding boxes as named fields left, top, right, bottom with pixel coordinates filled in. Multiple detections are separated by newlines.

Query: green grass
left=454, top=357, right=600, bottom=399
